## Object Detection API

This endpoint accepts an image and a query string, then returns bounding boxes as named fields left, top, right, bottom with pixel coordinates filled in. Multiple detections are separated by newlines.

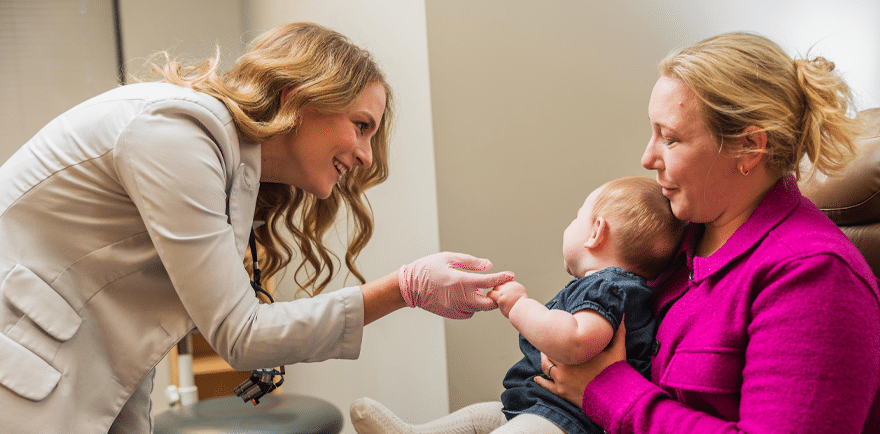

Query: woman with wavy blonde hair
left=149, top=22, right=394, bottom=297
left=0, top=22, right=512, bottom=433
left=538, top=32, right=879, bottom=433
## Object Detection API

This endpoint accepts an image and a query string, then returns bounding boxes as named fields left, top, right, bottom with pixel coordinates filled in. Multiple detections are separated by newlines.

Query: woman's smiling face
left=260, top=81, right=387, bottom=199
left=641, top=76, right=740, bottom=225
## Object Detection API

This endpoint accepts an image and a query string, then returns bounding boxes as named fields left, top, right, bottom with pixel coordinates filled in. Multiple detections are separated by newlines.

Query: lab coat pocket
left=659, top=347, right=743, bottom=394
left=0, top=332, right=62, bottom=401
left=2, top=264, right=82, bottom=341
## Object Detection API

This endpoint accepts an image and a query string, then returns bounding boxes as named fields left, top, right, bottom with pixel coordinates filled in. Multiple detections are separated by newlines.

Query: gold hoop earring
left=740, top=165, right=750, bottom=176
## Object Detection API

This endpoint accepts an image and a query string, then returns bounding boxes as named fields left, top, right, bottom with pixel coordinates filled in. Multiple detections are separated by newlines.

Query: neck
left=696, top=225, right=736, bottom=257
left=574, top=252, right=622, bottom=278
left=696, top=174, right=779, bottom=257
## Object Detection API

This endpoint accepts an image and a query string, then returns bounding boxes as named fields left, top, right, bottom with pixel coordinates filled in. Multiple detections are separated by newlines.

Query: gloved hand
left=399, top=252, right=514, bottom=319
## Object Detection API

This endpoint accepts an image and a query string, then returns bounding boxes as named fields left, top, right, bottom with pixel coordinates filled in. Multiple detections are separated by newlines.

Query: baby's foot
left=350, top=397, right=413, bottom=434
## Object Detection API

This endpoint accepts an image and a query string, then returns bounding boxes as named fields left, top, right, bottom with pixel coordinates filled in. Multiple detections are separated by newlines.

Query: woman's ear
left=585, top=217, right=608, bottom=250
left=739, top=126, right=767, bottom=173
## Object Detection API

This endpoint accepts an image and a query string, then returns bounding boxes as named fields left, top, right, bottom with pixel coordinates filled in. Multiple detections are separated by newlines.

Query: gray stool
left=153, top=394, right=343, bottom=434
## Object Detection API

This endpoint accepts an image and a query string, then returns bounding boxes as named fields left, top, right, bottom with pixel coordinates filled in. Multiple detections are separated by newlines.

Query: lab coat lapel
left=227, top=140, right=261, bottom=258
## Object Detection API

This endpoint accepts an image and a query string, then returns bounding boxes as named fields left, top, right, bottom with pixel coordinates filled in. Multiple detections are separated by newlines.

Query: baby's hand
left=487, top=281, right=528, bottom=318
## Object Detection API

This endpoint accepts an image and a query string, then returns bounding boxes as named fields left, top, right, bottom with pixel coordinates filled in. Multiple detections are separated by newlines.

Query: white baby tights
left=349, top=397, right=565, bottom=434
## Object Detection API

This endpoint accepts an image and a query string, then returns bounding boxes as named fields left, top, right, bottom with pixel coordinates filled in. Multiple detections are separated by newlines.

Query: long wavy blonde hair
left=140, top=22, right=393, bottom=297
left=659, top=32, right=861, bottom=180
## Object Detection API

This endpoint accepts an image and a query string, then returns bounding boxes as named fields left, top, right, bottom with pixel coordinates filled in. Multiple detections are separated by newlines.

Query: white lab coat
left=0, top=82, right=364, bottom=433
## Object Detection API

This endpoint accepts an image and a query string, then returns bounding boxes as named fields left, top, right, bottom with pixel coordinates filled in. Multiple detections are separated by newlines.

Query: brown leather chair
left=799, top=107, right=880, bottom=279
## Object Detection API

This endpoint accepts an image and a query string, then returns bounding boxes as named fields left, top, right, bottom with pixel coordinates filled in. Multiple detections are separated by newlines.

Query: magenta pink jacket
left=581, top=177, right=880, bottom=433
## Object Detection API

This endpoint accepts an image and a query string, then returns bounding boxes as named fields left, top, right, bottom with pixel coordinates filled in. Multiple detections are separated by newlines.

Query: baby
left=350, top=176, right=685, bottom=434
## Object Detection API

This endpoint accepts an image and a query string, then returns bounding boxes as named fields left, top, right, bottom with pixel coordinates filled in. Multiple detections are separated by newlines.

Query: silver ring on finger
left=545, top=363, right=556, bottom=379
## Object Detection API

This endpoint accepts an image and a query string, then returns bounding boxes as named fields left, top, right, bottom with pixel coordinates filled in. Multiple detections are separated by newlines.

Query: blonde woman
left=0, top=23, right=512, bottom=433
left=539, top=32, right=880, bottom=433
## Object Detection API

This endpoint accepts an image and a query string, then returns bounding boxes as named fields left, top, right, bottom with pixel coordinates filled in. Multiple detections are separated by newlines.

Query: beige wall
left=119, top=0, right=245, bottom=78
left=426, top=0, right=880, bottom=410
left=0, top=0, right=118, bottom=161
left=426, top=0, right=664, bottom=410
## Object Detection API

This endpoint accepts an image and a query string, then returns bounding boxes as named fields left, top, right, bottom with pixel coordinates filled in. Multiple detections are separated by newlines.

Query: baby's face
left=562, top=185, right=603, bottom=277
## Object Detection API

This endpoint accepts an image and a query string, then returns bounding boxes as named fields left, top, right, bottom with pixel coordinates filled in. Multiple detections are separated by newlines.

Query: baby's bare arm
left=493, top=286, right=614, bottom=365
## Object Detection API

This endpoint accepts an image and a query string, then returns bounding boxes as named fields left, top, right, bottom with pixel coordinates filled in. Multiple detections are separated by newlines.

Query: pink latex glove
left=399, top=252, right=515, bottom=319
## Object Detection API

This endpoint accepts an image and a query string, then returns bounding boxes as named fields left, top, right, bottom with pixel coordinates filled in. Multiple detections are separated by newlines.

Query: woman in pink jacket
left=536, top=32, right=880, bottom=433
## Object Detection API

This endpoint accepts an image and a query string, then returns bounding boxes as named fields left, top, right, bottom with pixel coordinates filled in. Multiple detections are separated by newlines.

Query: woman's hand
left=398, top=252, right=515, bottom=319
left=534, top=319, right=627, bottom=407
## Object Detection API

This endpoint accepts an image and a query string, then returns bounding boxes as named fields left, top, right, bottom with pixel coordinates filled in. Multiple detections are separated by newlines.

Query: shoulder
left=745, top=196, right=878, bottom=303
left=765, top=195, right=870, bottom=276
left=560, top=269, right=650, bottom=306
left=71, top=83, right=236, bottom=146
left=87, top=82, right=233, bottom=126
left=110, top=83, right=243, bottom=171
left=565, top=268, right=648, bottom=291
left=598, top=267, right=648, bottom=285
left=594, top=267, right=651, bottom=298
